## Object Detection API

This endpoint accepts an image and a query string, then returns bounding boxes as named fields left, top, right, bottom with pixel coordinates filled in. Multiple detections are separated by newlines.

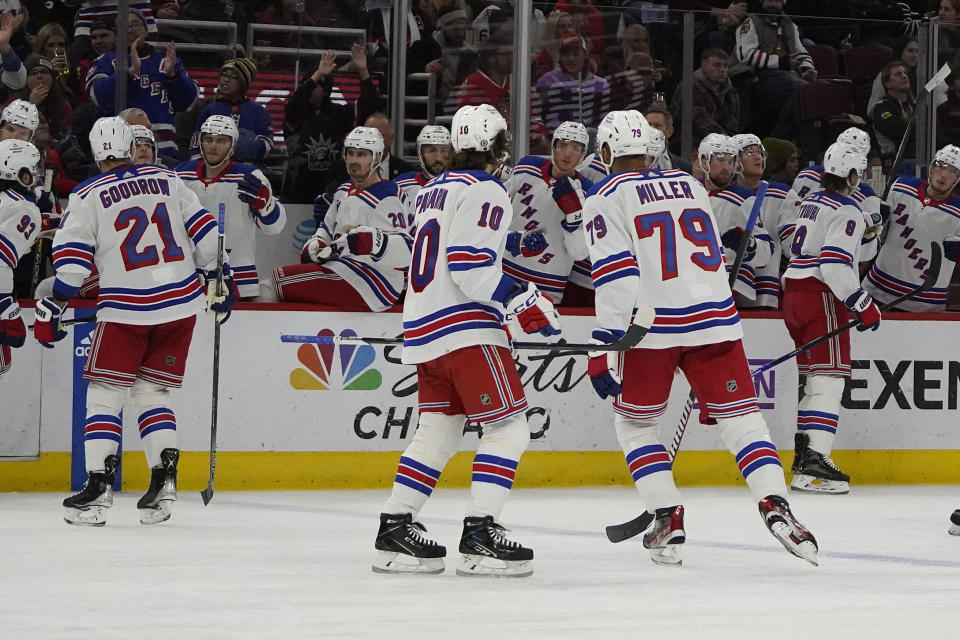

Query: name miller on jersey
left=635, top=180, right=696, bottom=204
left=98, top=176, right=172, bottom=207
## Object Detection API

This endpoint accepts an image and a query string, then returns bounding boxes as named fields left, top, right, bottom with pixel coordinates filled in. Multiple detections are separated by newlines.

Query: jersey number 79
left=634, top=208, right=722, bottom=280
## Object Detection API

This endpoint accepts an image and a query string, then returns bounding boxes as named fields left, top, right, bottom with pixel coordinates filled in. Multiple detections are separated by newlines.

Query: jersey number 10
left=115, top=203, right=185, bottom=271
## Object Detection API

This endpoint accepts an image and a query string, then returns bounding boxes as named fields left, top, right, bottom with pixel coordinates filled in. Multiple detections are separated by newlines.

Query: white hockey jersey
left=503, top=155, right=593, bottom=303
left=580, top=153, right=609, bottom=186
left=176, top=160, right=286, bottom=298
left=401, top=170, right=514, bottom=364
left=735, top=180, right=799, bottom=308
left=51, top=164, right=220, bottom=325
left=311, top=179, right=411, bottom=312
left=782, top=191, right=867, bottom=302
left=789, top=164, right=880, bottom=260
left=0, top=189, right=41, bottom=294
left=862, top=176, right=960, bottom=311
left=705, top=182, right=775, bottom=300
left=395, top=170, right=432, bottom=228
left=583, top=168, right=744, bottom=348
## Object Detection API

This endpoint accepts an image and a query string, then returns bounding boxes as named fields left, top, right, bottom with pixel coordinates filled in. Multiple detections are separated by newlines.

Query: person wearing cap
left=534, top=34, right=610, bottom=134
left=407, top=6, right=477, bottom=103
left=86, top=9, right=198, bottom=164
left=16, top=55, right=72, bottom=143
left=189, top=57, right=273, bottom=166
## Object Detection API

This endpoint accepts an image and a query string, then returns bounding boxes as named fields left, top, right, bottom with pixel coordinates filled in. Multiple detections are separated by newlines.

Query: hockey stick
left=281, top=307, right=655, bottom=353
left=666, top=181, right=769, bottom=462
left=28, top=168, right=55, bottom=298
left=201, top=204, right=226, bottom=506
left=607, top=185, right=769, bottom=544
left=27, top=314, right=97, bottom=330
left=881, top=63, right=951, bottom=201
left=750, top=241, right=942, bottom=380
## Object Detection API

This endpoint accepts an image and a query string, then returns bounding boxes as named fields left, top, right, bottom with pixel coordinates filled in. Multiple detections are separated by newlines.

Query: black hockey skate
left=63, top=455, right=120, bottom=526
left=790, top=433, right=850, bottom=494
left=138, top=448, right=179, bottom=525
left=759, top=495, right=819, bottom=565
left=949, top=509, right=960, bottom=536
left=643, top=505, right=685, bottom=566
left=457, top=515, right=533, bottom=577
left=372, top=513, right=446, bottom=574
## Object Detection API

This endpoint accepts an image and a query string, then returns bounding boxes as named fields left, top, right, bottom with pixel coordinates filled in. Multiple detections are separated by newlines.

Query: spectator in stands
left=0, top=10, right=25, bottom=92
left=937, top=69, right=960, bottom=145
left=534, top=11, right=578, bottom=78
left=618, top=23, right=674, bottom=98
left=15, top=56, right=72, bottom=144
left=71, top=1, right=156, bottom=65
left=363, top=113, right=416, bottom=179
left=936, top=0, right=960, bottom=69
left=256, top=0, right=321, bottom=53
left=551, top=0, right=605, bottom=53
left=87, top=9, right=198, bottom=163
left=154, top=1, right=181, bottom=19
left=180, top=0, right=251, bottom=58
left=735, top=0, right=815, bottom=139
left=34, top=23, right=75, bottom=101
left=644, top=107, right=693, bottom=172
left=471, top=1, right=544, bottom=45
left=406, top=6, right=477, bottom=104
left=190, top=58, right=273, bottom=166
left=535, top=34, right=609, bottom=134
left=454, top=33, right=511, bottom=117
left=872, top=61, right=916, bottom=162
left=868, top=36, right=918, bottom=116
left=284, top=45, right=379, bottom=203
left=671, top=47, right=740, bottom=143
left=762, top=136, right=799, bottom=184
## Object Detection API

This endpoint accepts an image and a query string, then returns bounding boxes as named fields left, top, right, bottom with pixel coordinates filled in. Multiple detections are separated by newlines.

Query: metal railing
left=147, top=18, right=239, bottom=56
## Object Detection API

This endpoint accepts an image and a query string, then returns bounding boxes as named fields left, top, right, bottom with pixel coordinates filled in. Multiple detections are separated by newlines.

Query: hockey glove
left=345, top=226, right=387, bottom=259
left=553, top=176, right=585, bottom=231
left=202, top=266, right=236, bottom=325
left=720, top=227, right=757, bottom=262
left=587, top=328, right=623, bottom=399
left=843, top=289, right=881, bottom=332
left=33, top=297, right=68, bottom=348
left=0, top=295, right=26, bottom=348
left=303, top=233, right=334, bottom=264
left=502, top=281, right=562, bottom=337
left=505, top=229, right=548, bottom=258
left=944, top=235, right=960, bottom=263
left=237, top=174, right=272, bottom=213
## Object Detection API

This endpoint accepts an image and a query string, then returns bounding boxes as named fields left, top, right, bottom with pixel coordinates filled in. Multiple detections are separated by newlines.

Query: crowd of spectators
left=1, top=0, right=957, bottom=207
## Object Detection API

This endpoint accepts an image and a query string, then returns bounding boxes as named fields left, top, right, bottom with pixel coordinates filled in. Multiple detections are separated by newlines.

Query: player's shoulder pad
left=512, top=155, right=549, bottom=179
left=2, top=187, right=37, bottom=205
left=764, top=180, right=790, bottom=196
left=893, top=174, right=924, bottom=190
left=856, top=180, right=877, bottom=197
left=796, top=165, right=823, bottom=181
left=368, top=179, right=403, bottom=200
left=723, top=182, right=755, bottom=200
left=336, top=181, right=352, bottom=193
left=577, top=172, right=595, bottom=191
left=585, top=171, right=620, bottom=198
left=395, top=171, right=418, bottom=183
left=819, top=191, right=860, bottom=211
left=435, top=170, right=508, bottom=192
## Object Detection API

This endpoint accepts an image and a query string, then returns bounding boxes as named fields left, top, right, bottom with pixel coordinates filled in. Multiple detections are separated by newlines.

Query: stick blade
left=613, top=305, right=655, bottom=351
left=605, top=511, right=655, bottom=543
left=922, top=242, right=942, bottom=291
left=200, top=486, right=214, bottom=506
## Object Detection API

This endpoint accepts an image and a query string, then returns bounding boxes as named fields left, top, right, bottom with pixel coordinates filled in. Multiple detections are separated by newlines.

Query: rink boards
left=1, top=306, right=959, bottom=491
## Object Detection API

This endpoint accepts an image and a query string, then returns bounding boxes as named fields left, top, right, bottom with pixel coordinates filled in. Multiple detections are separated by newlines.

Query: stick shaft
left=280, top=335, right=637, bottom=352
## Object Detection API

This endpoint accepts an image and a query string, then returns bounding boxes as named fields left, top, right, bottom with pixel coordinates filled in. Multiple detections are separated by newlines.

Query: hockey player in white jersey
left=584, top=110, right=817, bottom=566
left=863, top=144, right=960, bottom=311
left=176, top=115, right=286, bottom=298
left=395, top=125, right=452, bottom=225
left=782, top=142, right=879, bottom=494
left=732, top=133, right=800, bottom=308
left=787, top=127, right=882, bottom=260
left=698, top=133, right=776, bottom=304
left=503, top=121, right=593, bottom=303
left=131, top=125, right=158, bottom=165
left=0, top=140, right=41, bottom=377
left=273, top=126, right=411, bottom=311
left=33, top=117, right=233, bottom=526
left=374, top=104, right=561, bottom=577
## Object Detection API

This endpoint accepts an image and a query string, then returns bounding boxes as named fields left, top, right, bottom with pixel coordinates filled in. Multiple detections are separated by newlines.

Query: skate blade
left=64, top=506, right=107, bottom=527
left=790, top=475, right=849, bottom=495
left=769, top=521, right=819, bottom=566
left=372, top=551, right=445, bottom=575
left=648, top=544, right=683, bottom=566
left=456, top=554, right=533, bottom=578
left=139, top=500, right=173, bottom=525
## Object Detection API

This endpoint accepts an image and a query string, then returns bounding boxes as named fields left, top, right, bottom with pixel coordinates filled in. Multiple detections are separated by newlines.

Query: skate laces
left=405, top=521, right=439, bottom=547
left=487, top=522, right=522, bottom=550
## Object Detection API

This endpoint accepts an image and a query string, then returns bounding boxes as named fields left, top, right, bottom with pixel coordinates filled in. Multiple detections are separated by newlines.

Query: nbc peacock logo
left=289, top=329, right=382, bottom=391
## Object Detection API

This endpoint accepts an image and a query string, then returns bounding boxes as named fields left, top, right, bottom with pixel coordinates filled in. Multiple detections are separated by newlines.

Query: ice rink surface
left=1, top=486, right=958, bottom=639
